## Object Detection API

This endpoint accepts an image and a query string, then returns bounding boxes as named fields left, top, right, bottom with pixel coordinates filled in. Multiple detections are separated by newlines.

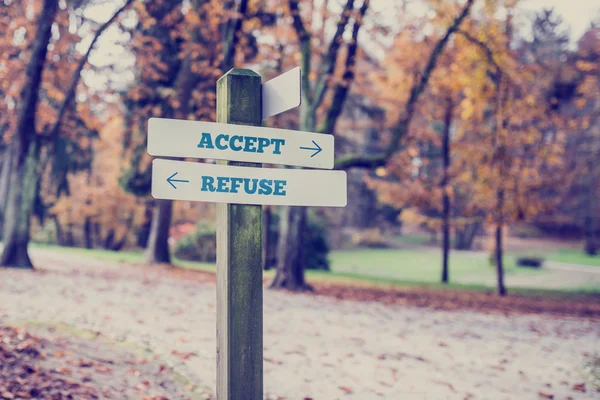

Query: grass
left=542, top=248, right=600, bottom=267
left=29, top=240, right=600, bottom=296
left=329, top=247, right=542, bottom=281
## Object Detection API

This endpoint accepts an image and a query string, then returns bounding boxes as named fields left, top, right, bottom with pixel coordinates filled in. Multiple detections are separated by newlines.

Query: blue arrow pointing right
left=299, top=140, right=323, bottom=157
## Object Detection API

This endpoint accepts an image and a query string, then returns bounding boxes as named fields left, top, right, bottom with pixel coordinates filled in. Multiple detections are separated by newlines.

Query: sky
left=517, top=0, right=600, bottom=41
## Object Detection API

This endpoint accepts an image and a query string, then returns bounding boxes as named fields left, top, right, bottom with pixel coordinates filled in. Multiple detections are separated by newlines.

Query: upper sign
left=262, top=67, right=301, bottom=119
left=147, top=118, right=334, bottom=169
left=151, top=159, right=347, bottom=207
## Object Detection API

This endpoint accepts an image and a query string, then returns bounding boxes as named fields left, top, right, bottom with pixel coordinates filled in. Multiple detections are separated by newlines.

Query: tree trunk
left=112, top=215, right=134, bottom=251
left=495, top=190, right=506, bottom=296
left=584, top=179, right=597, bottom=256
left=454, top=221, right=481, bottom=250
left=441, top=98, right=452, bottom=283
left=1, top=139, right=41, bottom=268
left=84, top=216, right=93, bottom=249
left=93, top=222, right=102, bottom=248
left=0, top=144, right=12, bottom=232
left=0, top=0, right=58, bottom=268
left=137, top=201, right=153, bottom=248
left=64, top=222, right=75, bottom=247
left=144, top=199, right=172, bottom=264
left=52, top=215, right=64, bottom=246
left=269, top=206, right=311, bottom=290
left=104, top=229, right=115, bottom=250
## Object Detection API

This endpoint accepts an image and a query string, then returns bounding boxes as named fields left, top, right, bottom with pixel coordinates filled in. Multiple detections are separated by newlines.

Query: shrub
left=351, top=228, right=389, bottom=248
left=516, top=256, right=544, bottom=268
left=304, top=216, right=330, bottom=270
left=267, top=211, right=330, bottom=271
left=173, top=221, right=216, bottom=262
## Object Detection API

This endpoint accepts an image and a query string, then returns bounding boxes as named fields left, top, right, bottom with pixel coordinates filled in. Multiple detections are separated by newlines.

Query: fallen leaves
left=308, top=282, right=600, bottom=319
left=572, top=382, right=586, bottom=392
left=0, top=326, right=100, bottom=399
left=338, top=386, right=353, bottom=394
left=170, top=350, right=197, bottom=360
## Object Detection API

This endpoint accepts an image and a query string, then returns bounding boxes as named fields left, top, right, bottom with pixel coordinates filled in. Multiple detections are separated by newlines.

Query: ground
left=1, top=247, right=599, bottom=399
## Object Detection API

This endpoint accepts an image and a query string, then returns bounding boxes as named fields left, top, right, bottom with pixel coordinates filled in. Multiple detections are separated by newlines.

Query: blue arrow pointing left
left=166, top=172, right=189, bottom=189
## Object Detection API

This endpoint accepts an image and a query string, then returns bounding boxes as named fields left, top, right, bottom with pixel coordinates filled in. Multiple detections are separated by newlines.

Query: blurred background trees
left=0, top=0, right=598, bottom=296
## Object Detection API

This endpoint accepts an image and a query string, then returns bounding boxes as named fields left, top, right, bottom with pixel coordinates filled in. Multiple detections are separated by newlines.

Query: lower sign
left=151, top=159, right=347, bottom=207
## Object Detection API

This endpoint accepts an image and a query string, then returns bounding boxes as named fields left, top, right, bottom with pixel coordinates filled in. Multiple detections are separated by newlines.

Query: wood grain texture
left=216, top=68, right=263, bottom=400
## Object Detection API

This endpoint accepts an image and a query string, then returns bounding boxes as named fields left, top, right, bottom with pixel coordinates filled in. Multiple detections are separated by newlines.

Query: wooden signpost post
left=147, top=67, right=346, bottom=400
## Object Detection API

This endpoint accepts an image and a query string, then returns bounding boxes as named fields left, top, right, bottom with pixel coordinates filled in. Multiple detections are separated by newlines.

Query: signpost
left=147, top=67, right=346, bottom=400
left=148, top=118, right=334, bottom=169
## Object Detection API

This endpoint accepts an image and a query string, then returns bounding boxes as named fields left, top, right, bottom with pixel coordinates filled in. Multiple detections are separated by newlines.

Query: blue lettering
left=201, top=176, right=215, bottom=192
left=198, top=132, right=214, bottom=149
left=216, top=134, right=229, bottom=150
left=244, top=136, right=258, bottom=153
left=230, top=177, right=243, bottom=193
left=257, top=138, right=270, bottom=153
left=258, top=179, right=273, bottom=195
left=216, top=176, right=230, bottom=192
left=244, top=178, right=258, bottom=194
left=230, top=135, right=243, bottom=151
left=273, top=180, right=287, bottom=196
left=271, top=139, right=285, bottom=155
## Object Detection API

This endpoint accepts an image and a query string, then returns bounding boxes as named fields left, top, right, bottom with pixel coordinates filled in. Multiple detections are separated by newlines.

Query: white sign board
left=151, top=159, right=347, bottom=207
left=261, top=67, right=301, bottom=119
left=147, top=118, right=334, bottom=169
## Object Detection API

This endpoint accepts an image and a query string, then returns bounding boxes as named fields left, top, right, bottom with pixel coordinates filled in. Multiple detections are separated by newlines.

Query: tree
left=0, top=0, right=134, bottom=268
left=269, top=0, right=371, bottom=290
left=119, top=0, right=256, bottom=264
left=454, top=9, right=568, bottom=295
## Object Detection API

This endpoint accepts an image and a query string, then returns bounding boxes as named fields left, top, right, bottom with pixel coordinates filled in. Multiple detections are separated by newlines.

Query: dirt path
left=0, top=248, right=599, bottom=399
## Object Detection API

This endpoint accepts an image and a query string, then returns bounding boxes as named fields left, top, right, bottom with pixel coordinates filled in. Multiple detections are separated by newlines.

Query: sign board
left=151, top=159, right=347, bottom=207
left=147, top=118, right=334, bottom=169
left=261, top=67, right=301, bottom=119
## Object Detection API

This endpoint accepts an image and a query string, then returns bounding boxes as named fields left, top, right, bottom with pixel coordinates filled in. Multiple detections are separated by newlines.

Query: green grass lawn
left=542, top=248, right=600, bottom=267
left=28, top=242, right=600, bottom=298
left=30, top=242, right=549, bottom=290
left=328, top=248, right=540, bottom=283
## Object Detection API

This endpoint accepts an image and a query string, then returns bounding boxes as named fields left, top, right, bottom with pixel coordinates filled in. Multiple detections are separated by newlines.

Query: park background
left=0, top=0, right=600, bottom=399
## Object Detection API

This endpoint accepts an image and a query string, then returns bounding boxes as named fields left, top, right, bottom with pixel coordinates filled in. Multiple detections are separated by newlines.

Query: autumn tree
left=0, top=0, right=133, bottom=268
left=266, top=0, right=474, bottom=290
left=119, top=0, right=258, bottom=264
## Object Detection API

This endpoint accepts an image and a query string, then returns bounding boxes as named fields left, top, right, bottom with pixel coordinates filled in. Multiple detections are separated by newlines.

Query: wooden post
left=216, top=68, right=263, bottom=400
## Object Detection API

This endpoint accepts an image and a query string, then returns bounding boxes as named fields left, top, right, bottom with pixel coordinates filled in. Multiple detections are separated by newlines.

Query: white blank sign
left=261, top=67, right=301, bottom=119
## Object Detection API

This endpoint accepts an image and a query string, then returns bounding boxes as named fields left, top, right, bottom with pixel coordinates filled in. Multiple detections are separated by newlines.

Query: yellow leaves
left=525, top=95, right=536, bottom=106
left=185, top=10, right=201, bottom=26
left=375, top=167, right=387, bottom=177
left=576, top=60, right=596, bottom=73
left=460, top=99, right=474, bottom=120
left=546, top=154, right=562, bottom=167
left=575, top=98, right=587, bottom=110
left=46, top=87, right=64, bottom=103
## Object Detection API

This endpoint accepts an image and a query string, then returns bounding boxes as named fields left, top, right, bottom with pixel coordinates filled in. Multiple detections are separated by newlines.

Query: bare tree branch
left=311, top=0, right=356, bottom=111
left=318, top=0, right=369, bottom=134
left=222, top=0, right=250, bottom=72
left=334, top=0, right=475, bottom=170
left=457, top=29, right=502, bottom=82
left=46, top=0, right=135, bottom=141
left=289, top=0, right=313, bottom=104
